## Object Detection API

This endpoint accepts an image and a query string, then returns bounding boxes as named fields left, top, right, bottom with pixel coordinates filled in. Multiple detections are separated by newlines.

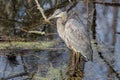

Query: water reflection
left=0, top=0, right=120, bottom=80
left=0, top=40, right=69, bottom=80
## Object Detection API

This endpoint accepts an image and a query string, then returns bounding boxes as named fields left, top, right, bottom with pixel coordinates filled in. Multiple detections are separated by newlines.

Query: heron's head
left=48, top=9, right=67, bottom=21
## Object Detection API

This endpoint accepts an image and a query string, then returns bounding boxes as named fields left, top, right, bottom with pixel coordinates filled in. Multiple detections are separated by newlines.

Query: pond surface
left=0, top=0, right=120, bottom=80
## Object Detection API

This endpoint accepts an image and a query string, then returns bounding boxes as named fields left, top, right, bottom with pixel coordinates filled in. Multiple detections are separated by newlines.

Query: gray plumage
left=48, top=9, right=93, bottom=61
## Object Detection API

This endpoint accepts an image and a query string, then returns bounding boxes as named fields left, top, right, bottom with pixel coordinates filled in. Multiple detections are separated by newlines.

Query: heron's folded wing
left=65, top=19, right=92, bottom=59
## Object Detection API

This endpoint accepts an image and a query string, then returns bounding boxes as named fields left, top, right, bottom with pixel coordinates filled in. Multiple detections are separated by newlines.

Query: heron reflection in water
left=49, top=9, right=93, bottom=77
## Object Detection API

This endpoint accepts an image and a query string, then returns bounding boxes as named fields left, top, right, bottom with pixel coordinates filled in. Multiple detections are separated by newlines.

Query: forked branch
left=34, top=0, right=50, bottom=22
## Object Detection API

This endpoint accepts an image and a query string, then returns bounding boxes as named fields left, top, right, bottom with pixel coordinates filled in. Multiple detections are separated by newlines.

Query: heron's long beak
left=48, top=13, right=61, bottom=20
left=48, top=12, right=59, bottom=20
left=48, top=15, right=55, bottom=20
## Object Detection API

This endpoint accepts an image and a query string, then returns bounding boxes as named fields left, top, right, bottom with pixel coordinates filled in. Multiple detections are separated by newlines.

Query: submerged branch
left=0, top=48, right=67, bottom=54
left=92, top=40, right=120, bottom=79
left=0, top=41, right=67, bottom=55
left=93, top=1, right=120, bottom=6
left=0, top=72, right=29, bottom=80
left=91, top=2, right=96, bottom=39
left=116, top=32, right=120, bottom=34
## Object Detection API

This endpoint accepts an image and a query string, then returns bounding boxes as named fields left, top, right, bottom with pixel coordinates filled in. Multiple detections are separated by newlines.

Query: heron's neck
left=57, top=18, right=66, bottom=40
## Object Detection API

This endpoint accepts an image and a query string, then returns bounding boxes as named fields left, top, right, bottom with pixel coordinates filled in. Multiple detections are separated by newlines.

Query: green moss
left=0, top=41, right=55, bottom=49
left=32, top=64, right=67, bottom=80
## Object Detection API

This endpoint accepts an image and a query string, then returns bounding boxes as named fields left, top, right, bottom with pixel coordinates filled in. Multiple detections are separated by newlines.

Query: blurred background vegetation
left=0, top=0, right=120, bottom=80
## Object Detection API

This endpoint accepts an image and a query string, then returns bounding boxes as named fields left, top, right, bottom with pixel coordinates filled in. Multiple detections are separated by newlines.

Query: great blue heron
left=49, top=9, right=93, bottom=77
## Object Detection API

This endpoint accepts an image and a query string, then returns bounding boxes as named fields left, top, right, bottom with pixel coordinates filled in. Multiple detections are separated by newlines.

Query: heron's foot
left=66, top=63, right=76, bottom=76
left=66, top=68, right=84, bottom=80
left=66, top=64, right=84, bottom=77
left=66, top=69, right=75, bottom=77
left=66, top=77, right=83, bottom=80
left=74, top=68, right=84, bottom=77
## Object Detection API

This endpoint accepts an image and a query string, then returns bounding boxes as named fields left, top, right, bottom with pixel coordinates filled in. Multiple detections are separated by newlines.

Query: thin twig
left=86, top=8, right=96, bottom=19
left=34, top=0, right=49, bottom=22
left=18, top=27, right=58, bottom=36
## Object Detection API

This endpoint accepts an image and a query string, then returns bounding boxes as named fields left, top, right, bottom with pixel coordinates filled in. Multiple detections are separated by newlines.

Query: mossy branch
left=0, top=41, right=54, bottom=49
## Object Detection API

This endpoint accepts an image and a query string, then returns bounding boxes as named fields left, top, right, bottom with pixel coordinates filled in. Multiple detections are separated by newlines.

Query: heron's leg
left=66, top=50, right=76, bottom=77
left=75, top=52, right=80, bottom=66
left=66, top=51, right=84, bottom=80
left=74, top=52, right=84, bottom=77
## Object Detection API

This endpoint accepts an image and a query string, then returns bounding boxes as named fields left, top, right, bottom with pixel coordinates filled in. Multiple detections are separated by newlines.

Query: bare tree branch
left=34, top=0, right=50, bottom=22
left=93, top=1, right=120, bottom=6
left=0, top=48, right=67, bottom=55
